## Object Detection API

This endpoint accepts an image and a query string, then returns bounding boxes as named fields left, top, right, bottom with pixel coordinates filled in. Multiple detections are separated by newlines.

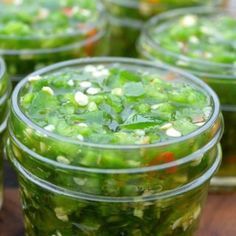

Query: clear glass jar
left=138, top=6, right=236, bottom=190
left=6, top=58, right=223, bottom=235
left=0, top=57, right=11, bottom=208
left=106, top=16, right=142, bottom=56
left=102, top=0, right=221, bottom=56
left=102, top=0, right=221, bottom=21
left=0, top=0, right=109, bottom=83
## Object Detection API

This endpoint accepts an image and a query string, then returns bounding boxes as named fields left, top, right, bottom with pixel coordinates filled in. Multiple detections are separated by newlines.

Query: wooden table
left=1, top=188, right=236, bottom=236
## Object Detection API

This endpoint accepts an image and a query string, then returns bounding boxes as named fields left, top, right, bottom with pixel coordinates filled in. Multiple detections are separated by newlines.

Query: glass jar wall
left=6, top=58, right=223, bottom=235
left=0, top=58, right=11, bottom=208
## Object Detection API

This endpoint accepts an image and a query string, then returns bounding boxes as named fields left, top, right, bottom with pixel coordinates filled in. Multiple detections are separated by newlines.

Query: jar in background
left=0, top=0, right=109, bottom=84
left=102, top=0, right=222, bottom=56
left=138, top=6, right=235, bottom=190
left=0, top=58, right=11, bottom=208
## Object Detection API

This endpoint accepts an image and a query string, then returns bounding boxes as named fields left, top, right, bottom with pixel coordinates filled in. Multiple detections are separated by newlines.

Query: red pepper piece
left=63, top=7, right=73, bottom=17
left=148, top=152, right=177, bottom=174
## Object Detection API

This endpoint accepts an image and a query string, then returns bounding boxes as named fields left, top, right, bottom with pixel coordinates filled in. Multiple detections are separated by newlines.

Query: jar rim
left=12, top=57, right=221, bottom=150
left=142, top=6, right=236, bottom=78
left=0, top=29, right=106, bottom=55
left=8, top=143, right=222, bottom=201
left=8, top=121, right=223, bottom=173
left=104, top=0, right=220, bottom=9
left=0, top=57, right=6, bottom=81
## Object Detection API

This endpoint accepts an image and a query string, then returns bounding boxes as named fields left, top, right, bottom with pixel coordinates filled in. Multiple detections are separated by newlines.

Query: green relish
left=21, top=64, right=211, bottom=145
left=138, top=8, right=236, bottom=189
left=0, top=0, right=108, bottom=81
left=7, top=59, right=222, bottom=236
left=152, top=14, right=236, bottom=64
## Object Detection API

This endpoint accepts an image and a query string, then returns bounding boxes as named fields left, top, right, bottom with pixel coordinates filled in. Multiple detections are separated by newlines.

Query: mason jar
left=138, top=6, right=236, bottom=190
left=0, top=0, right=109, bottom=84
left=0, top=58, right=11, bottom=208
left=102, top=0, right=221, bottom=56
left=7, top=58, right=222, bottom=235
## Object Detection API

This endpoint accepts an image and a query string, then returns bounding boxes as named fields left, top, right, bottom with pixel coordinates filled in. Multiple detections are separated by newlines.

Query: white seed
left=38, top=8, right=49, bottom=19
left=195, top=122, right=205, bottom=127
left=76, top=134, right=84, bottom=141
left=172, top=218, right=182, bottom=230
left=200, top=26, right=211, bottom=34
left=135, top=130, right=145, bottom=136
left=72, top=6, right=79, bottom=14
left=92, top=69, right=109, bottom=78
left=176, top=60, right=189, bottom=66
left=189, top=36, right=199, bottom=44
left=80, top=81, right=92, bottom=88
left=193, top=205, right=201, bottom=220
left=44, top=124, right=55, bottom=132
left=54, top=208, right=69, bottom=222
left=204, top=52, right=213, bottom=59
left=77, top=123, right=88, bottom=128
left=111, top=88, right=123, bottom=96
left=80, top=9, right=90, bottom=17
left=28, top=75, right=42, bottom=82
left=166, top=128, right=182, bottom=137
left=84, top=65, right=97, bottom=73
left=151, top=104, right=162, bottom=110
left=67, top=79, right=74, bottom=87
left=74, top=91, right=89, bottom=106
left=180, top=15, right=197, bottom=27
left=73, top=177, right=87, bottom=186
left=40, top=142, right=47, bottom=152
left=42, top=86, right=54, bottom=95
left=24, top=127, right=33, bottom=137
left=86, top=87, right=100, bottom=95
left=133, top=208, right=144, bottom=219
left=14, top=0, right=23, bottom=5
left=160, top=123, right=172, bottom=130
left=57, top=155, right=70, bottom=165
left=87, top=101, right=98, bottom=112
left=55, top=231, right=63, bottom=236
left=97, top=65, right=105, bottom=70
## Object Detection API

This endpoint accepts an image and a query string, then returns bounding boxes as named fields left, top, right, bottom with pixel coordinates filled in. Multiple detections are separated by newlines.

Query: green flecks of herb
left=122, top=114, right=164, bottom=129
left=173, top=118, right=198, bottom=135
left=123, top=82, right=145, bottom=97
left=76, top=111, right=104, bottom=125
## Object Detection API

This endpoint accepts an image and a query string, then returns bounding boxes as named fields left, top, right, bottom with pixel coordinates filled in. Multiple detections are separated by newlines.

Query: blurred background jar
left=102, top=0, right=222, bottom=57
left=0, top=58, right=11, bottom=209
left=138, top=6, right=236, bottom=190
left=0, top=0, right=109, bottom=85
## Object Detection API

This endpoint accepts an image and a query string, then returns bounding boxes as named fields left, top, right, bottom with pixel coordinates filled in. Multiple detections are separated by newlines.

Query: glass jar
left=0, top=57, right=11, bottom=208
left=102, top=0, right=221, bottom=56
left=6, top=58, right=223, bottom=235
left=138, top=6, right=236, bottom=190
left=0, top=0, right=109, bottom=84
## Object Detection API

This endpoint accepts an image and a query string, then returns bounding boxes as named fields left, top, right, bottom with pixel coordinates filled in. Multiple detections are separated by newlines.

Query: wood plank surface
left=1, top=189, right=236, bottom=236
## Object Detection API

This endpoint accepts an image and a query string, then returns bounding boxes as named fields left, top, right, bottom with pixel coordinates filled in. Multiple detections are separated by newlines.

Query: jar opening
left=12, top=57, right=221, bottom=149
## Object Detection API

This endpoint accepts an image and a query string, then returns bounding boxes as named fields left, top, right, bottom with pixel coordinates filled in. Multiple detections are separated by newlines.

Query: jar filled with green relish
left=0, top=57, right=11, bottom=208
left=0, top=0, right=108, bottom=83
left=102, top=0, right=221, bottom=56
left=138, top=6, right=236, bottom=190
left=6, top=58, right=223, bottom=235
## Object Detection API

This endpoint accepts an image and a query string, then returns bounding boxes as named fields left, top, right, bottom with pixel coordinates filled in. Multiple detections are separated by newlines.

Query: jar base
left=210, top=177, right=236, bottom=191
